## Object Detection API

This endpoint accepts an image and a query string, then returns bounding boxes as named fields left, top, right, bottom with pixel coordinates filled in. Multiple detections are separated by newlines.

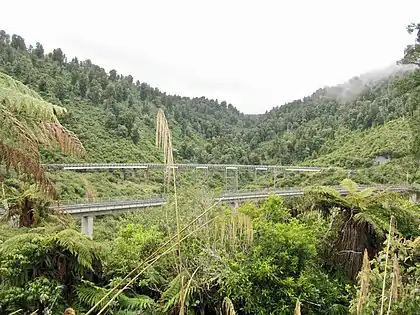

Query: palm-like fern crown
left=0, top=72, right=85, bottom=196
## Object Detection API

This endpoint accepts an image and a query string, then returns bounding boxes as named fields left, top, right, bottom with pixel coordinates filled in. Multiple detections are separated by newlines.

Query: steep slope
left=0, top=30, right=253, bottom=165
left=2, top=30, right=416, bottom=168
left=247, top=67, right=415, bottom=165
left=1, top=30, right=420, bottom=201
left=311, top=119, right=410, bottom=168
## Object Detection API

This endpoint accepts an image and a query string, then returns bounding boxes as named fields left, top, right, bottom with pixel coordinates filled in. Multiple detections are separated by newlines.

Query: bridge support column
left=409, top=193, right=418, bottom=204
left=273, top=170, right=277, bottom=189
left=225, top=167, right=238, bottom=191
left=230, top=201, right=239, bottom=210
left=81, top=215, right=94, bottom=239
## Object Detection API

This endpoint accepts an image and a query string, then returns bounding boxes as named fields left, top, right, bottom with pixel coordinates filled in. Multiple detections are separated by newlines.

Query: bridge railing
left=44, top=163, right=332, bottom=171
left=59, top=199, right=167, bottom=215
left=55, top=194, right=167, bottom=206
left=53, top=184, right=414, bottom=207
left=222, top=184, right=411, bottom=194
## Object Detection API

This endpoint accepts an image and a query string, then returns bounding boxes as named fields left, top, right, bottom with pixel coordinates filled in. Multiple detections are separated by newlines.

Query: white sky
left=2, top=0, right=419, bottom=114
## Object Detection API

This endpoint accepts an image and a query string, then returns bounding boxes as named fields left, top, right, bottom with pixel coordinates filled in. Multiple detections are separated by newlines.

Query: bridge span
left=1, top=184, right=415, bottom=239
left=45, top=162, right=346, bottom=191
left=54, top=184, right=410, bottom=216
left=45, top=162, right=334, bottom=172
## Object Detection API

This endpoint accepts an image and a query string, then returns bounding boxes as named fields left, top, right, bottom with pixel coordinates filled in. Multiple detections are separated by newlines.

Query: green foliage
left=302, top=179, right=420, bottom=280
left=398, top=22, right=420, bottom=67
left=0, top=228, right=104, bottom=313
left=0, top=276, right=64, bottom=314
left=75, top=280, right=155, bottom=314
left=311, top=119, right=410, bottom=169
left=1, top=22, right=420, bottom=315
left=0, top=71, right=84, bottom=195
left=105, top=223, right=163, bottom=275
left=1, top=185, right=419, bottom=313
left=1, top=28, right=418, bottom=172
left=219, top=218, right=317, bottom=314
left=240, top=196, right=291, bottom=223
left=350, top=236, right=420, bottom=314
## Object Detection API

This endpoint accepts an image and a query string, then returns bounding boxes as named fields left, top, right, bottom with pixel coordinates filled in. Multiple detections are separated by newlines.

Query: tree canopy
left=1, top=21, right=420, bottom=315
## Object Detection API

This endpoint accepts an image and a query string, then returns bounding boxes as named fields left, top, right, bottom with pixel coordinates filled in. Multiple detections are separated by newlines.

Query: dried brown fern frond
left=0, top=72, right=85, bottom=197
left=0, top=140, right=54, bottom=196
left=40, top=122, right=85, bottom=156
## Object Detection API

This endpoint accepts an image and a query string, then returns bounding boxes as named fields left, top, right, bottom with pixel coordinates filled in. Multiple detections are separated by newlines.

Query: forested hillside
left=1, top=23, right=420, bottom=315
left=0, top=29, right=417, bottom=168
left=0, top=30, right=253, bottom=164
left=248, top=67, right=416, bottom=165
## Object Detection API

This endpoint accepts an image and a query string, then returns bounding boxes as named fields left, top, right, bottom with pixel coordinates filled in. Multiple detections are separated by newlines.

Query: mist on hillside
left=322, top=64, right=416, bottom=103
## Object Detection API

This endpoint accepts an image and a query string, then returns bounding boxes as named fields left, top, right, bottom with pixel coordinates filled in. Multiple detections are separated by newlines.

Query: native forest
left=0, top=22, right=420, bottom=315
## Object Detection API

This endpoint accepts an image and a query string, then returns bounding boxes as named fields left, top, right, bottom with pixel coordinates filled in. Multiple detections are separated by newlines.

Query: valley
left=0, top=22, right=420, bottom=315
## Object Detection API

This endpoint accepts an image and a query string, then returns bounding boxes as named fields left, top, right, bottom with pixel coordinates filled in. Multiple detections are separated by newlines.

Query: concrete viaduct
left=1, top=184, right=413, bottom=239
left=1, top=163, right=417, bottom=239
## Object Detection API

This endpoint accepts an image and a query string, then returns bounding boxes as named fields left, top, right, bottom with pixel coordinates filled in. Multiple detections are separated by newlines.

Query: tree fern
left=0, top=232, right=42, bottom=256
left=47, top=229, right=104, bottom=270
left=0, top=72, right=84, bottom=196
left=303, top=181, right=420, bottom=279
left=0, top=228, right=103, bottom=289
left=1, top=182, right=52, bottom=227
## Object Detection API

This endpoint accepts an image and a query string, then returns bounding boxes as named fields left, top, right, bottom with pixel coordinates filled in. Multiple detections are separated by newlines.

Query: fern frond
left=118, top=294, right=155, bottom=311
left=76, top=282, right=116, bottom=311
left=160, top=272, right=183, bottom=312
left=0, top=232, right=40, bottom=255
left=47, top=229, right=103, bottom=269
left=0, top=72, right=85, bottom=196
left=358, top=188, right=375, bottom=199
left=340, top=178, right=358, bottom=194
